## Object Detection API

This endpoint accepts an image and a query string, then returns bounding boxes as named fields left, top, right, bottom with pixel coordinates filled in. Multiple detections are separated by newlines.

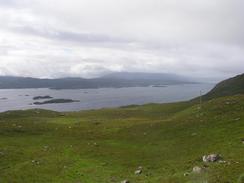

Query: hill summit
left=202, top=73, right=244, bottom=100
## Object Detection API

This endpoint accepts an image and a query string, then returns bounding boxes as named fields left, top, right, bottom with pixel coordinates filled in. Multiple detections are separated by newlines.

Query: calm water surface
left=0, top=84, right=214, bottom=112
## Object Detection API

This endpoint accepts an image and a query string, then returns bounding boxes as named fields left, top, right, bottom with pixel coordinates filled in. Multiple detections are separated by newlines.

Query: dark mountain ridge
left=0, top=72, right=196, bottom=89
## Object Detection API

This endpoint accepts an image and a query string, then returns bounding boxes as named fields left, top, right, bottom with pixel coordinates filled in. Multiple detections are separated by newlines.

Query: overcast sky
left=0, top=0, right=243, bottom=80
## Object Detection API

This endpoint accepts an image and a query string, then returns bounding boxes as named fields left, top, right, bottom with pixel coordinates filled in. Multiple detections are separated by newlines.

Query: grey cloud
left=0, top=0, right=243, bottom=80
left=0, top=0, right=16, bottom=6
left=9, top=25, right=133, bottom=45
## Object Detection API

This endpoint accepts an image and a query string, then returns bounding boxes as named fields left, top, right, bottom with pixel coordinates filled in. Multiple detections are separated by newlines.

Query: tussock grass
left=0, top=95, right=243, bottom=182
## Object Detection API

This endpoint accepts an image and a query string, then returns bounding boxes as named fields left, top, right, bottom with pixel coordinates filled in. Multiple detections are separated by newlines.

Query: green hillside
left=201, top=73, right=244, bottom=100
left=0, top=94, right=243, bottom=183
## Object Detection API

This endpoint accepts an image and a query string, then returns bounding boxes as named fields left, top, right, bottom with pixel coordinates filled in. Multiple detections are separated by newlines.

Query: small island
left=33, top=96, right=53, bottom=100
left=33, top=99, right=80, bottom=105
left=152, top=85, right=167, bottom=87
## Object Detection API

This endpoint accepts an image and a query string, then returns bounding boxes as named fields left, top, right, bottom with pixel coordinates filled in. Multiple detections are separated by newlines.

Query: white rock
left=138, top=166, right=143, bottom=170
left=202, top=155, right=208, bottom=162
left=121, top=180, right=129, bottom=183
left=135, top=169, right=142, bottom=175
left=218, top=160, right=226, bottom=163
left=192, top=166, right=203, bottom=173
left=203, top=154, right=220, bottom=162
left=184, top=172, right=190, bottom=176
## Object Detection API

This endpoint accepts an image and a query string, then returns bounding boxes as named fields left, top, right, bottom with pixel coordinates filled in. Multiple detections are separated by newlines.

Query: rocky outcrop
left=203, top=154, right=221, bottom=162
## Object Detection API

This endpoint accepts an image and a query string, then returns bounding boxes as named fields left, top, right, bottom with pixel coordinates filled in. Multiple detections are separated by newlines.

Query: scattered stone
left=184, top=172, right=190, bottom=176
left=31, top=160, right=40, bottom=165
left=241, top=138, right=244, bottom=144
left=93, top=142, right=98, bottom=146
left=135, top=169, right=142, bottom=175
left=191, top=132, right=197, bottom=136
left=202, top=154, right=220, bottom=162
left=234, top=118, right=240, bottom=121
left=121, top=180, right=129, bottom=183
left=138, top=166, right=143, bottom=170
left=0, top=151, right=4, bottom=156
left=192, top=166, right=203, bottom=174
left=218, top=160, right=226, bottom=163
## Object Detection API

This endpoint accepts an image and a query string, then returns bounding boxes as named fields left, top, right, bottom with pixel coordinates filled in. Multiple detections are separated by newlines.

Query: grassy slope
left=201, top=73, right=244, bottom=101
left=0, top=96, right=243, bottom=183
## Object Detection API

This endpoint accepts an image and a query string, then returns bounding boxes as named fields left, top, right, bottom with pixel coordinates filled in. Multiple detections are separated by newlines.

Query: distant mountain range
left=0, top=72, right=196, bottom=89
